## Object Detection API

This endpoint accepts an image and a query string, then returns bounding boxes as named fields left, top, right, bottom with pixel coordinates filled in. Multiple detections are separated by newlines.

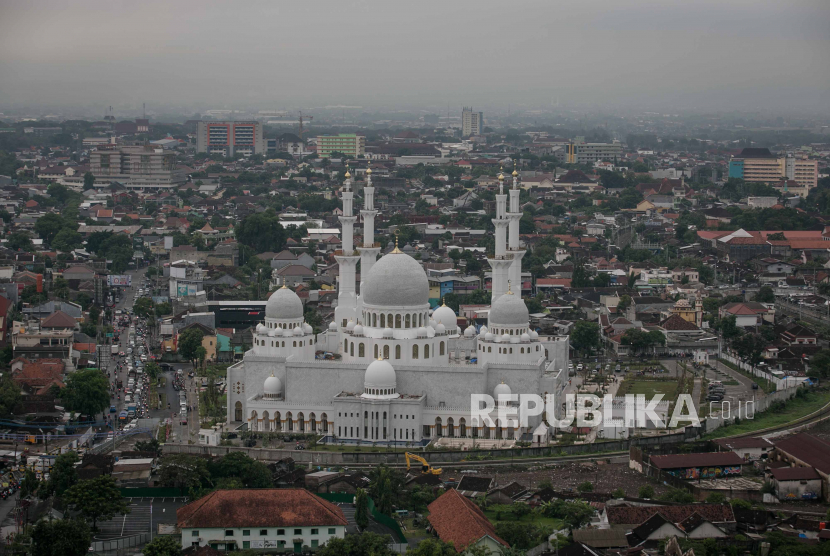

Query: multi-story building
left=89, top=145, right=186, bottom=190
left=729, top=149, right=818, bottom=195
left=461, top=107, right=483, bottom=137
left=316, top=134, right=365, bottom=158
left=196, top=121, right=264, bottom=157
left=565, top=137, right=623, bottom=164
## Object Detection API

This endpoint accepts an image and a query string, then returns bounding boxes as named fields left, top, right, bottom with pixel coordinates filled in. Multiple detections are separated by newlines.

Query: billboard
left=108, top=275, right=132, bottom=287
left=177, top=284, right=198, bottom=297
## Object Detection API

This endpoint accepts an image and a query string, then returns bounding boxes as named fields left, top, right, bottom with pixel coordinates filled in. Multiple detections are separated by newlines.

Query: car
left=576, top=364, right=583, bottom=371
left=751, top=383, right=759, bottom=390
left=109, top=405, right=117, bottom=413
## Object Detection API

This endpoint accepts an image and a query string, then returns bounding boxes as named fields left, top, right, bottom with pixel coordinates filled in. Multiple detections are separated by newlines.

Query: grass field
left=703, top=388, right=830, bottom=439
left=483, top=509, right=564, bottom=529
left=617, top=378, right=678, bottom=400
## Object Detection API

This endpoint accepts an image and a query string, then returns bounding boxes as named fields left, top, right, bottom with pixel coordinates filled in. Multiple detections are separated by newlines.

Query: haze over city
left=1, top=0, right=829, bottom=114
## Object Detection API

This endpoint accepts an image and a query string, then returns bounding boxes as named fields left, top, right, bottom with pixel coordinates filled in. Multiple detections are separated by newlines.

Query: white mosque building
left=226, top=168, right=569, bottom=445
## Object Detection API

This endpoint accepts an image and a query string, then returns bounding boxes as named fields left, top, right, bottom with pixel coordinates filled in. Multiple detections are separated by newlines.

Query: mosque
left=226, top=168, right=570, bottom=446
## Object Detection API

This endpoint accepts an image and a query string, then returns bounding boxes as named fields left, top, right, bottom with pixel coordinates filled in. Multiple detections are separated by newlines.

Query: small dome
left=366, top=167, right=372, bottom=175
left=256, top=324, right=265, bottom=334
left=264, top=374, right=282, bottom=396
left=480, top=325, right=489, bottom=335
left=364, top=358, right=396, bottom=391
left=303, top=323, right=313, bottom=334
left=494, top=334, right=503, bottom=343
left=429, top=319, right=437, bottom=328
left=426, top=325, right=435, bottom=337
left=383, top=327, right=394, bottom=338
left=432, top=304, right=457, bottom=328
left=346, top=320, right=355, bottom=331
left=328, top=321, right=337, bottom=331
left=464, top=325, right=476, bottom=337
left=353, top=324, right=364, bottom=335
left=510, top=335, right=520, bottom=344
left=530, top=330, right=539, bottom=340
left=494, top=382, right=511, bottom=399
left=485, top=332, right=494, bottom=341
left=266, top=287, right=303, bottom=319
left=488, top=290, right=529, bottom=326
left=502, top=333, right=511, bottom=343
left=435, top=323, right=446, bottom=334
left=293, top=326, right=303, bottom=336
left=521, top=333, right=530, bottom=342
left=416, top=326, right=427, bottom=337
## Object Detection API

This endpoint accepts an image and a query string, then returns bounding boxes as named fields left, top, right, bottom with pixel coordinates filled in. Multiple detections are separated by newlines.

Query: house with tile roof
left=177, top=489, right=347, bottom=552
left=719, top=302, right=772, bottom=328
left=427, top=489, right=509, bottom=553
left=772, top=433, right=830, bottom=501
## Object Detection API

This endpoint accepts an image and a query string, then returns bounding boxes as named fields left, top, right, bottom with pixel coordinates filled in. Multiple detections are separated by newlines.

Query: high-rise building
left=729, top=148, right=818, bottom=196
left=461, top=107, right=483, bottom=137
left=196, top=121, right=264, bottom=157
left=316, top=134, right=365, bottom=158
left=89, top=145, right=186, bottom=190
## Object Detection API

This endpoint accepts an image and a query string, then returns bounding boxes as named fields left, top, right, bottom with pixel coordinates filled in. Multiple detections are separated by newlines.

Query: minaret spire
left=488, top=168, right=511, bottom=303
left=334, top=164, right=360, bottom=329
left=507, top=159, right=524, bottom=294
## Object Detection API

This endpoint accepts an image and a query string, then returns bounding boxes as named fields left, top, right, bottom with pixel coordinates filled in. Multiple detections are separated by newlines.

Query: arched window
left=447, top=417, right=455, bottom=438
left=350, top=343, right=354, bottom=356
left=460, top=417, right=467, bottom=437
left=359, top=343, right=365, bottom=357
left=418, top=314, right=423, bottom=327
left=372, top=313, right=377, bottom=327
left=293, top=341, right=297, bottom=347
left=234, top=401, right=242, bottom=421
left=395, top=314, right=401, bottom=328
left=383, top=345, right=390, bottom=359
left=424, top=344, right=430, bottom=358
left=412, top=344, right=419, bottom=359
left=380, top=314, right=386, bottom=327
left=435, top=417, right=443, bottom=437
left=405, top=314, right=411, bottom=328
left=298, top=412, right=305, bottom=432
left=321, top=413, right=328, bottom=433
left=309, top=412, right=317, bottom=432
left=274, top=411, right=282, bottom=431
left=250, top=410, right=258, bottom=430
left=387, top=314, right=393, bottom=328
left=286, top=411, right=293, bottom=431
left=344, top=339, right=348, bottom=352
left=262, top=411, right=270, bottom=431
left=395, top=345, right=401, bottom=359
left=374, top=344, right=379, bottom=358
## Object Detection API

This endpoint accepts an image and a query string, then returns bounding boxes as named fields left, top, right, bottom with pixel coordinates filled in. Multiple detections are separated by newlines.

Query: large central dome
left=362, top=251, right=429, bottom=307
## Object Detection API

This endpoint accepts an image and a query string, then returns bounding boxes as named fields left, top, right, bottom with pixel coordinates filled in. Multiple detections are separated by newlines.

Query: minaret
left=359, top=167, right=381, bottom=297
left=488, top=169, right=512, bottom=304
left=507, top=164, right=525, bottom=295
left=334, top=167, right=360, bottom=328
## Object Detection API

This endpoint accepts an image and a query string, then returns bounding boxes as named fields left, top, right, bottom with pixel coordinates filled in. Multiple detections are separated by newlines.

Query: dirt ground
left=469, top=461, right=671, bottom=498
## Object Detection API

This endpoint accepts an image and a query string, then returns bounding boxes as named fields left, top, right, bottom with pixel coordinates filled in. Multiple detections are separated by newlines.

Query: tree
left=405, top=538, right=458, bottom=556
left=368, top=464, right=402, bottom=516
left=46, top=451, right=79, bottom=497
left=235, top=211, right=287, bottom=254
left=754, top=286, right=775, bottom=303
left=571, top=261, right=590, bottom=288
left=145, top=361, right=162, bottom=380
left=83, top=172, right=95, bottom=191
left=157, top=454, right=211, bottom=492
left=317, top=532, right=393, bottom=556
left=208, top=452, right=273, bottom=488
left=0, top=374, right=22, bottom=417
left=612, top=488, right=625, bottom=498
left=495, top=521, right=553, bottom=550
left=133, top=297, right=154, bottom=318
left=135, top=438, right=162, bottom=456
left=32, top=518, right=92, bottom=556
left=52, top=228, right=82, bottom=252
left=35, top=213, right=67, bottom=245
left=638, top=485, right=655, bottom=498
left=178, top=328, right=205, bottom=366
left=62, top=369, right=109, bottom=418
left=617, top=295, right=632, bottom=313
left=155, top=302, right=172, bottom=317
left=719, top=315, right=740, bottom=340
left=63, top=476, right=128, bottom=530
left=706, top=492, right=726, bottom=504
left=731, top=333, right=767, bottom=367
left=8, top=231, right=34, bottom=251
left=539, top=499, right=595, bottom=528
left=142, top=535, right=182, bottom=556
left=807, top=349, right=830, bottom=379
left=577, top=481, right=594, bottom=493
left=571, top=321, right=600, bottom=357
left=658, top=488, right=695, bottom=504
left=355, top=488, right=369, bottom=529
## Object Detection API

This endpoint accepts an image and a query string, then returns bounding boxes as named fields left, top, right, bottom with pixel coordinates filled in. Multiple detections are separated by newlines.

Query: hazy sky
left=1, top=0, right=828, bottom=113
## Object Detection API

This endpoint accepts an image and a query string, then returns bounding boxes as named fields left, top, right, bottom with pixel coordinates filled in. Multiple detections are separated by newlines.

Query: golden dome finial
left=506, top=280, right=514, bottom=295
left=512, top=162, right=518, bottom=177
left=344, top=165, right=351, bottom=179
left=498, top=167, right=504, bottom=181
left=366, top=167, right=372, bottom=175
left=391, top=230, right=402, bottom=254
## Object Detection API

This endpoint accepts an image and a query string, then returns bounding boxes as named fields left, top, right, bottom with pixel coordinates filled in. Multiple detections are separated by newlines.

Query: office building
left=565, top=137, right=622, bottom=164
left=89, top=145, right=186, bottom=190
left=316, top=134, right=365, bottom=158
left=196, top=121, right=264, bottom=157
left=729, top=148, right=818, bottom=195
left=461, top=107, right=484, bottom=137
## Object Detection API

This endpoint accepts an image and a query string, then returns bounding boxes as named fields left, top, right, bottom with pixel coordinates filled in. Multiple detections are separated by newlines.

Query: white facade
left=181, top=525, right=345, bottom=551
left=227, top=171, right=569, bottom=444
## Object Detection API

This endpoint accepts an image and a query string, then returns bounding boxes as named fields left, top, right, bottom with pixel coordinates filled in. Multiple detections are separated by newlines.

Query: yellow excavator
left=405, top=452, right=442, bottom=475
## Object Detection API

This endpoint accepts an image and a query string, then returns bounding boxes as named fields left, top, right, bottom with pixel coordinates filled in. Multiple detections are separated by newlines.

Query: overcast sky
left=1, top=0, right=828, bottom=114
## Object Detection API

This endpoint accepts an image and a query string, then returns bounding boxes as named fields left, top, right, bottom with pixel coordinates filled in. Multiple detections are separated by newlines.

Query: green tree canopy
left=62, top=369, right=109, bottom=418
left=571, top=321, right=600, bottom=356
left=178, top=327, right=205, bottom=366
left=63, top=476, right=128, bottom=530
left=32, top=518, right=92, bottom=556
left=235, top=211, right=288, bottom=254
left=142, top=535, right=182, bottom=556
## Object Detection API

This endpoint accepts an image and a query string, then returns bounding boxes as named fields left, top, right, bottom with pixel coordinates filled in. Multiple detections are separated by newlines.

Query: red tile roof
left=606, top=504, right=735, bottom=526
left=770, top=466, right=821, bottom=481
left=427, top=489, right=508, bottom=553
left=177, top=489, right=347, bottom=529
left=660, top=314, right=699, bottom=331
left=774, top=433, right=830, bottom=475
left=650, top=452, right=744, bottom=469
left=41, top=310, right=77, bottom=329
